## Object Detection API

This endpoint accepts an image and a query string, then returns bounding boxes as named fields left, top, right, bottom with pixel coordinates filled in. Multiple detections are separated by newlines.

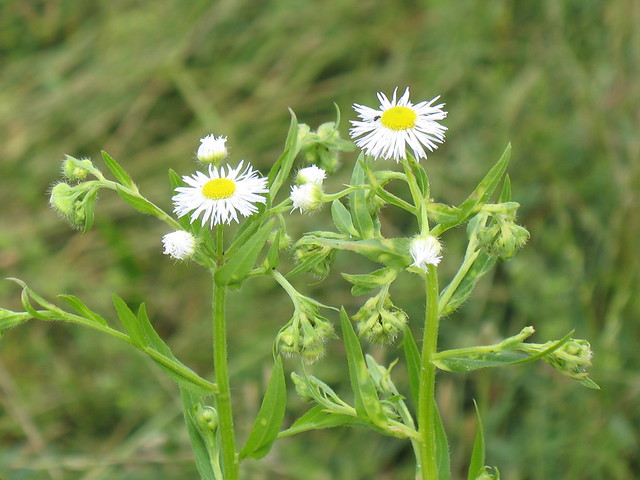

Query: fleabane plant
left=0, top=88, right=597, bottom=480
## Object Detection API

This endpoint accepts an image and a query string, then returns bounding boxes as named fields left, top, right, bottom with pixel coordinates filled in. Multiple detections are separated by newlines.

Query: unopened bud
left=196, top=134, right=228, bottom=165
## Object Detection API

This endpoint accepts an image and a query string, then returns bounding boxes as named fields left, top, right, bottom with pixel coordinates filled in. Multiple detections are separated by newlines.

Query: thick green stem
left=212, top=225, right=238, bottom=479
left=417, top=264, right=440, bottom=479
left=212, top=278, right=238, bottom=479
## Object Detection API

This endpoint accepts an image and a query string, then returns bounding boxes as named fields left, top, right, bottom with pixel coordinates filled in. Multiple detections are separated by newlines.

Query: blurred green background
left=1, top=0, right=638, bottom=479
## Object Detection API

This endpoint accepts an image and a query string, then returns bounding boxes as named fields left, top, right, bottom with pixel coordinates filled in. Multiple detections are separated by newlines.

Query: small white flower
left=172, top=161, right=268, bottom=227
left=197, top=134, right=228, bottom=164
left=296, top=165, right=326, bottom=186
left=410, top=235, right=442, bottom=272
left=290, top=183, right=324, bottom=213
left=162, top=230, right=196, bottom=260
left=349, top=87, right=447, bottom=162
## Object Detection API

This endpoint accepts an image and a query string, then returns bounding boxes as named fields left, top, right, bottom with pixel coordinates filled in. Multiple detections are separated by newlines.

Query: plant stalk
left=417, top=263, right=440, bottom=479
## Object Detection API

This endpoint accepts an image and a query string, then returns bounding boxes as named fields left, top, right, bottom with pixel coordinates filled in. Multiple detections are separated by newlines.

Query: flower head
left=162, top=230, right=196, bottom=260
left=172, top=161, right=268, bottom=227
left=290, top=183, right=324, bottom=214
left=349, top=87, right=447, bottom=162
left=410, top=235, right=443, bottom=272
left=196, top=134, right=228, bottom=164
left=296, top=165, right=326, bottom=186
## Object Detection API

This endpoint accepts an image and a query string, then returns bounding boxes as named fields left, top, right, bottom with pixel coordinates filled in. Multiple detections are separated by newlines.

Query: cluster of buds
left=523, top=338, right=594, bottom=380
left=352, top=289, right=408, bottom=344
left=291, top=232, right=341, bottom=280
left=274, top=296, right=335, bottom=364
left=298, top=121, right=354, bottom=174
left=475, top=204, right=529, bottom=260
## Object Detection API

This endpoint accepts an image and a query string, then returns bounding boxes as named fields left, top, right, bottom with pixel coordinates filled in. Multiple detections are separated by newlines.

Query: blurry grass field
left=1, top=0, right=638, bottom=479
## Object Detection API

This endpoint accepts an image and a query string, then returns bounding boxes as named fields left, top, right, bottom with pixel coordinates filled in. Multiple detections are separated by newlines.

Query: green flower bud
left=62, top=155, right=94, bottom=181
left=49, top=182, right=95, bottom=229
left=475, top=466, right=500, bottom=480
left=291, top=373, right=314, bottom=402
left=195, top=405, right=219, bottom=432
left=292, top=236, right=337, bottom=280
left=274, top=302, right=334, bottom=364
left=353, top=292, right=407, bottom=344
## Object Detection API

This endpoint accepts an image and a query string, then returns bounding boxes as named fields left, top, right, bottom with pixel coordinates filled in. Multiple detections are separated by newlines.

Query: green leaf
left=342, top=267, right=399, bottom=296
left=240, top=356, right=287, bottom=459
left=349, top=158, right=375, bottom=238
left=331, top=200, right=359, bottom=237
left=468, top=401, right=486, bottom=480
left=577, top=377, right=601, bottom=390
left=115, top=185, right=165, bottom=217
left=81, top=187, right=98, bottom=234
left=214, top=219, right=274, bottom=286
left=340, top=308, right=387, bottom=428
left=181, top=390, right=217, bottom=480
left=402, top=325, right=421, bottom=405
left=0, top=309, right=31, bottom=335
left=280, top=405, right=363, bottom=437
left=498, top=175, right=512, bottom=203
left=112, top=294, right=146, bottom=347
left=102, top=151, right=134, bottom=188
left=439, top=252, right=496, bottom=317
left=433, top=350, right=530, bottom=372
left=267, top=111, right=299, bottom=203
left=434, top=403, right=451, bottom=480
left=312, top=236, right=411, bottom=269
left=59, top=294, right=108, bottom=326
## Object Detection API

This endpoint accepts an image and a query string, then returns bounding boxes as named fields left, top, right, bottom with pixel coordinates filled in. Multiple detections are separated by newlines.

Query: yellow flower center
left=380, top=106, right=417, bottom=131
left=202, top=178, right=236, bottom=199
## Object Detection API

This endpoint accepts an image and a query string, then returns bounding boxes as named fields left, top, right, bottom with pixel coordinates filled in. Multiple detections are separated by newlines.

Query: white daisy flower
left=290, top=183, right=324, bottom=213
left=410, top=235, right=443, bottom=272
left=172, top=161, right=268, bottom=227
left=162, top=230, right=196, bottom=260
left=296, top=165, right=326, bottom=186
left=197, top=134, right=228, bottom=164
left=349, top=87, right=447, bottom=162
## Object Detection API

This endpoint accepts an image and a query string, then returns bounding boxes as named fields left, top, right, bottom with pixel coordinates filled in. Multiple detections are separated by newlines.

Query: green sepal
left=214, top=219, right=274, bottom=287
left=339, top=307, right=387, bottom=428
left=468, top=401, right=486, bottom=480
left=349, top=157, right=376, bottom=238
left=342, top=267, right=399, bottom=296
left=239, top=355, right=287, bottom=459
left=331, top=199, right=359, bottom=237
left=101, top=150, right=135, bottom=189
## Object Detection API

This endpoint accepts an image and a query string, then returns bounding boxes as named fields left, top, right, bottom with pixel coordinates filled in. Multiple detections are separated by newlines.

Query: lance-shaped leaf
left=432, top=144, right=511, bottom=235
left=180, top=389, right=217, bottom=480
left=439, top=252, right=496, bottom=317
left=467, top=401, right=486, bottom=480
left=312, top=236, right=411, bottom=269
left=340, top=308, right=387, bottom=428
left=240, top=356, right=287, bottom=459
left=214, top=219, right=274, bottom=287
left=267, top=110, right=299, bottom=203
left=331, top=200, right=359, bottom=237
left=280, top=405, right=364, bottom=438
left=435, top=403, right=451, bottom=480
left=350, top=157, right=375, bottom=238
left=115, top=185, right=167, bottom=218
left=102, top=151, right=135, bottom=189
left=59, top=294, right=108, bottom=326
left=342, top=267, right=399, bottom=296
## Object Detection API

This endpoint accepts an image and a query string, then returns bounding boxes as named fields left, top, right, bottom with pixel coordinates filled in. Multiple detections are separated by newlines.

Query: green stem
left=417, top=264, right=440, bottom=480
left=212, top=227, right=238, bottom=480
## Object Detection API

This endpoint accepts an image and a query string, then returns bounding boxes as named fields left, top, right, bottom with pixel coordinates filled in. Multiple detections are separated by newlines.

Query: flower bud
left=291, top=373, right=314, bottom=402
left=295, top=165, right=326, bottom=186
left=353, top=292, right=407, bottom=344
left=274, top=303, right=334, bottom=364
left=62, top=155, right=94, bottom=181
left=49, top=182, right=95, bottom=229
left=475, top=466, right=500, bottom=480
left=196, top=134, right=228, bottom=165
left=195, top=404, right=219, bottom=432
left=292, top=239, right=336, bottom=280
left=162, top=230, right=196, bottom=260
left=290, top=183, right=325, bottom=214
left=410, top=235, right=442, bottom=272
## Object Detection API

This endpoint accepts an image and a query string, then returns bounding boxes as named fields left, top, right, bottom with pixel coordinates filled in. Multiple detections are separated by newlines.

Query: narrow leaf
left=102, top=151, right=134, bottom=188
left=112, top=294, right=146, bottom=347
left=115, top=185, right=165, bottom=217
left=181, top=389, right=217, bottom=480
left=402, top=325, right=421, bottom=404
left=349, top=158, right=375, bottom=238
left=340, top=308, right=387, bottom=427
left=434, top=404, right=451, bottom=480
left=214, top=219, right=274, bottom=286
left=59, top=294, right=107, bottom=326
left=468, top=401, right=486, bottom=480
left=280, top=405, right=363, bottom=437
left=267, top=111, right=299, bottom=202
left=240, top=356, right=287, bottom=459
left=331, top=200, right=359, bottom=237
